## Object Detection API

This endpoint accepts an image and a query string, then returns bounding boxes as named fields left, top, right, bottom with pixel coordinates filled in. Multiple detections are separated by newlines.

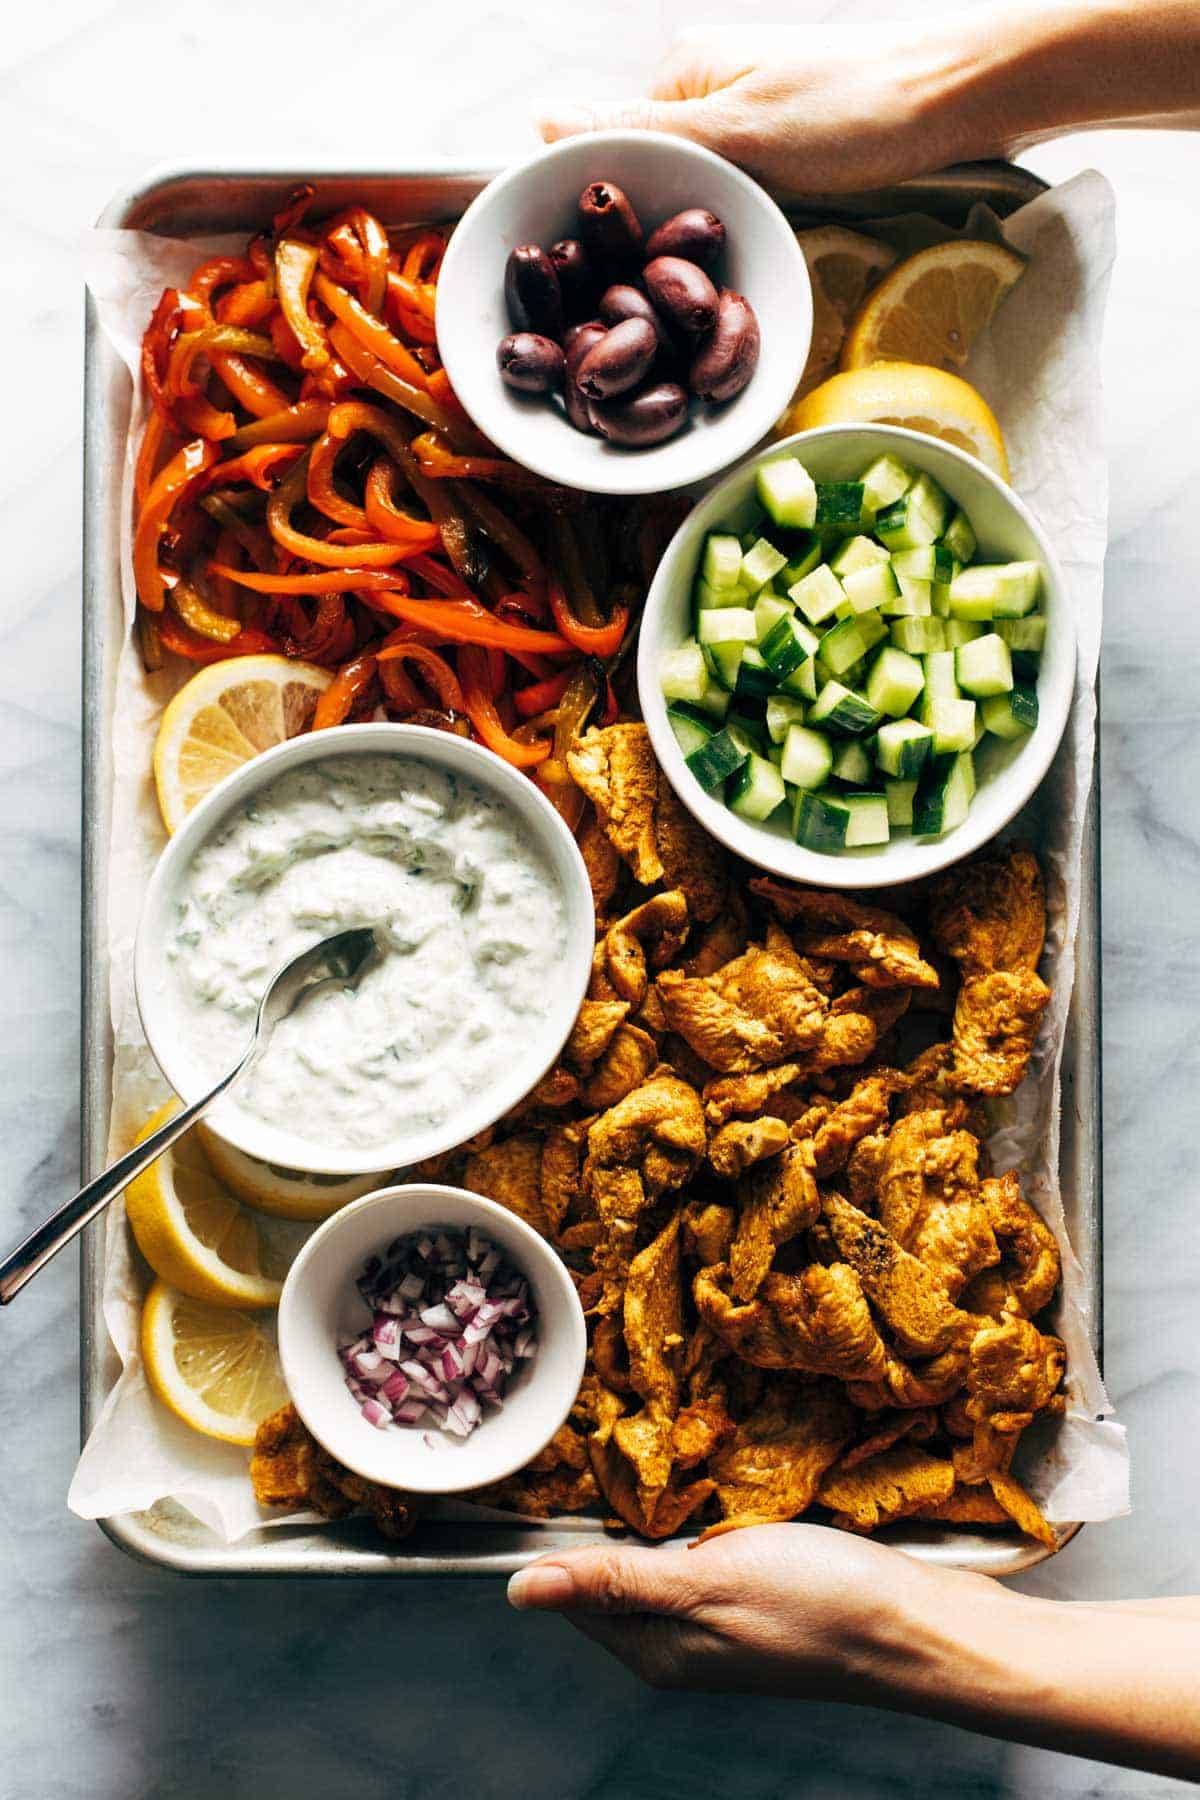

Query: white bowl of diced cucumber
left=638, top=424, right=1074, bottom=885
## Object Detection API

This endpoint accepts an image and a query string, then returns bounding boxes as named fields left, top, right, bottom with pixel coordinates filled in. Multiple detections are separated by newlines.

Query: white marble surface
left=1, top=2, right=1197, bottom=1796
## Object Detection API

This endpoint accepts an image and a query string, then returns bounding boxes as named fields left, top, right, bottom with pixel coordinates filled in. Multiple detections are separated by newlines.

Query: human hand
left=506, top=1520, right=994, bottom=1698
left=536, top=22, right=1011, bottom=197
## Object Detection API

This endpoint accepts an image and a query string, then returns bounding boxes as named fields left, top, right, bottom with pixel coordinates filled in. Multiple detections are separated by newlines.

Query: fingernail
left=507, top=1563, right=576, bottom=1610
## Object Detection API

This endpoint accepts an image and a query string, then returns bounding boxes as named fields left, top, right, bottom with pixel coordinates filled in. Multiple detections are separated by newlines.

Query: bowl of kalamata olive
left=436, top=130, right=812, bottom=495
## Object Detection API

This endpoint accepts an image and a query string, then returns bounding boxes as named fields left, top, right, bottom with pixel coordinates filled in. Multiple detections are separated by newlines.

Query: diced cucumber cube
left=779, top=534, right=823, bottom=587
left=997, top=614, right=1047, bottom=653
left=669, top=705, right=716, bottom=761
left=740, top=537, right=788, bottom=594
left=725, top=713, right=771, bottom=757
left=882, top=573, right=933, bottom=620
left=842, top=561, right=899, bottom=614
left=865, top=646, right=925, bottom=719
left=991, top=561, right=1042, bottom=618
left=982, top=684, right=1039, bottom=739
left=908, top=472, right=951, bottom=534
left=728, top=751, right=787, bottom=821
left=830, top=739, right=873, bottom=786
left=923, top=649, right=961, bottom=700
left=913, top=752, right=974, bottom=836
left=949, top=562, right=1042, bottom=621
left=781, top=655, right=819, bottom=701
left=698, top=607, right=757, bottom=646
left=660, top=640, right=709, bottom=704
left=734, top=645, right=777, bottom=700
left=885, top=778, right=918, bottom=827
left=687, top=727, right=749, bottom=792
left=702, top=640, right=744, bottom=691
left=860, top=453, right=915, bottom=514
left=831, top=534, right=891, bottom=578
left=815, top=482, right=865, bottom=528
left=756, top=457, right=817, bottom=530
left=790, top=562, right=845, bottom=625
left=875, top=473, right=950, bottom=551
left=891, top=544, right=955, bottom=584
left=956, top=633, right=1014, bottom=698
left=920, top=695, right=978, bottom=753
left=701, top=534, right=743, bottom=593
left=931, top=580, right=953, bottom=618
left=753, top=593, right=792, bottom=643
left=941, top=507, right=977, bottom=565
left=819, top=616, right=869, bottom=676
left=875, top=717, right=933, bottom=779
left=695, top=577, right=750, bottom=612
left=760, top=612, right=820, bottom=682
left=944, top=618, right=984, bottom=649
left=793, top=788, right=851, bottom=851
left=809, top=681, right=882, bottom=736
left=841, top=792, right=891, bottom=847
left=889, top=616, right=946, bottom=655
left=765, top=694, right=809, bottom=743
left=781, top=723, right=835, bottom=789
left=857, top=611, right=889, bottom=653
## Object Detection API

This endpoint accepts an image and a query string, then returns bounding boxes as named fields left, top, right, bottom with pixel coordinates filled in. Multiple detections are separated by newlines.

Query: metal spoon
left=0, top=925, right=381, bottom=1305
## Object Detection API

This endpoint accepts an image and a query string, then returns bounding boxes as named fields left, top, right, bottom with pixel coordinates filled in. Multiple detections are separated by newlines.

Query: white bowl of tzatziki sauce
left=135, top=723, right=595, bottom=1175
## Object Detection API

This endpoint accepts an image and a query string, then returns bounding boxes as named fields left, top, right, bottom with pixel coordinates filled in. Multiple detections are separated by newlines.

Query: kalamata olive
left=504, top=244, right=564, bottom=339
left=598, top=283, right=678, bottom=365
left=688, top=290, right=761, bottom=402
left=575, top=317, right=658, bottom=399
left=548, top=238, right=595, bottom=319
left=642, top=255, right=719, bottom=339
left=577, top=181, right=644, bottom=260
left=497, top=332, right=566, bottom=394
left=645, top=207, right=727, bottom=269
left=564, top=322, right=608, bottom=433
left=588, top=380, right=689, bottom=447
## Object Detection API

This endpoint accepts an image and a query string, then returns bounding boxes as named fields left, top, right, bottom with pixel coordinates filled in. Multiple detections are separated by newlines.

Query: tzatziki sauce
left=164, top=753, right=565, bottom=1154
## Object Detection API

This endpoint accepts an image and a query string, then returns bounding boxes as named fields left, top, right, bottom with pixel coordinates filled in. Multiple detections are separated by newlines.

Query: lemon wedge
left=152, top=654, right=331, bottom=833
left=195, top=1122, right=390, bottom=1222
left=779, top=363, right=1010, bottom=481
left=795, top=226, right=897, bottom=399
left=126, top=1103, right=296, bottom=1308
left=141, top=1278, right=289, bottom=1446
left=840, top=239, right=1025, bottom=374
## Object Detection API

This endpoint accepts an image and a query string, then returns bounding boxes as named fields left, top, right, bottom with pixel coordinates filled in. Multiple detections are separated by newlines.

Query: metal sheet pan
left=81, top=159, right=1100, bottom=1577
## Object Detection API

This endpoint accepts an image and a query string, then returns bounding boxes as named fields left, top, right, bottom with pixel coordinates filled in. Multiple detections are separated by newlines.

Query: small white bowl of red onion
left=277, top=1183, right=587, bottom=1494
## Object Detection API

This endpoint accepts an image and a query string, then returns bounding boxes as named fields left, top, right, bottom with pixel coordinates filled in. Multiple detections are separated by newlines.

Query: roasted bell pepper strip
left=227, top=400, right=330, bottom=451
left=458, top=646, right=550, bottom=768
left=166, top=327, right=280, bottom=402
left=133, top=438, right=219, bottom=611
left=156, top=614, right=281, bottom=663
left=376, top=642, right=464, bottom=713
left=457, top=481, right=546, bottom=593
left=134, top=408, right=174, bottom=511
left=307, top=429, right=368, bottom=529
left=208, top=563, right=407, bottom=596
left=186, top=255, right=259, bottom=311
left=275, top=239, right=330, bottom=371
left=265, top=456, right=410, bottom=568
left=513, top=668, right=573, bottom=718
left=169, top=577, right=243, bottom=644
left=364, top=594, right=572, bottom=657
left=315, top=274, right=430, bottom=388
left=363, top=458, right=440, bottom=553
left=197, top=443, right=304, bottom=493
left=327, top=323, right=486, bottom=451
left=312, top=653, right=378, bottom=730
left=324, top=208, right=390, bottom=315
left=214, top=280, right=274, bottom=328
left=547, top=571, right=629, bottom=659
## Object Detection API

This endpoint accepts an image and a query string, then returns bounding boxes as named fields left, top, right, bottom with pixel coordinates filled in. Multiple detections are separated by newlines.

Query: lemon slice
left=126, top=1103, right=297, bottom=1308
left=795, top=227, right=897, bottom=398
left=779, top=363, right=1010, bottom=481
left=153, top=654, right=332, bottom=833
left=195, top=1122, right=390, bottom=1222
left=840, top=239, right=1025, bottom=373
left=141, top=1278, right=289, bottom=1445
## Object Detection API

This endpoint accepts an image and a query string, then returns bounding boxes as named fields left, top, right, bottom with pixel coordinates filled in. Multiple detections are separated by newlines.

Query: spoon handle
left=0, top=1061, right=245, bottom=1306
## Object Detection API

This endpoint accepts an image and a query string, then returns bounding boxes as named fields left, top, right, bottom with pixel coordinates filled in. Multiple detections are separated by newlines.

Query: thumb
left=536, top=94, right=721, bottom=148
left=507, top=1541, right=693, bottom=1615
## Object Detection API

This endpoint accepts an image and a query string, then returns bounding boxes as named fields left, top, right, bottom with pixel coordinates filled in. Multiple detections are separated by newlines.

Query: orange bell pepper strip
left=312, top=653, right=378, bottom=730
left=186, top=255, right=258, bottom=311
left=376, top=642, right=464, bottom=714
left=211, top=352, right=293, bottom=420
left=458, top=646, right=550, bottom=768
left=265, top=456, right=410, bottom=568
left=307, top=429, right=368, bottom=530
left=227, top=400, right=330, bottom=452
left=207, top=564, right=403, bottom=596
left=197, top=443, right=304, bottom=493
left=364, top=594, right=572, bottom=658
left=156, top=613, right=281, bottom=663
left=548, top=571, right=629, bottom=660
left=275, top=239, right=330, bottom=372
left=133, top=438, right=219, bottom=611
left=513, top=668, right=574, bottom=718
left=363, top=459, right=441, bottom=553
left=324, top=208, right=390, bottom=315
left=166, top=326, right=280, bottom=402
left=214, top=280, right=274, bottom=328
left=134, top=408, right=174, bottom=512
left=327, top=324, right=485, bottom=451
left=314, top=273, right=430, bottom=389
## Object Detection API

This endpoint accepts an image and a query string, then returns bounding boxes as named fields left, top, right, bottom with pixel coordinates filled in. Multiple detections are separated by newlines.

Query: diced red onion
left=339, top=1225, right=537, bottom=1439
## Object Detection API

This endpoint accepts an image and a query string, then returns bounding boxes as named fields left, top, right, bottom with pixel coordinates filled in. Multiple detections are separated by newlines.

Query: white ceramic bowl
left=134, top=723, right=595, bottom=1175
left=278, top=1184, right=587, bottom=1493
left=436, top=129, right=812, bottom=496
left=638, top=425, right=1076, bottom=887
